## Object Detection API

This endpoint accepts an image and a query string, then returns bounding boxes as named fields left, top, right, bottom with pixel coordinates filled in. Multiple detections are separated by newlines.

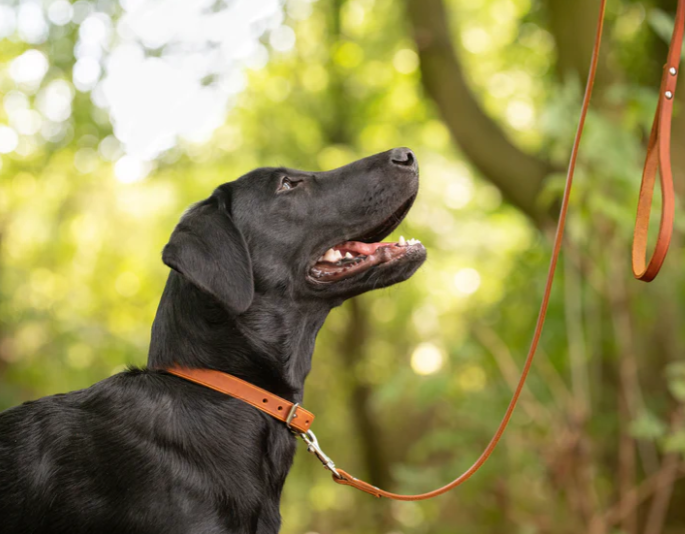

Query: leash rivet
left=669, top=67, right=677, bottom=76
left=665, top=91, right=674, bottom=99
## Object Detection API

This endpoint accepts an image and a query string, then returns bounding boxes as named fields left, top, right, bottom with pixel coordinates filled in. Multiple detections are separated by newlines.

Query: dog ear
left=162, top=197, right=254, bottom=315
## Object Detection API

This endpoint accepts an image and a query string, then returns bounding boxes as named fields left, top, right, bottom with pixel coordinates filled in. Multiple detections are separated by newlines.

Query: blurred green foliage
left=2, top=0, right=685, bottom=533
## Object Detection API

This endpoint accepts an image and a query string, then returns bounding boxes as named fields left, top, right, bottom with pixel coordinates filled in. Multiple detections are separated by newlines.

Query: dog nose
left=390, top=147, right=417, bottom=170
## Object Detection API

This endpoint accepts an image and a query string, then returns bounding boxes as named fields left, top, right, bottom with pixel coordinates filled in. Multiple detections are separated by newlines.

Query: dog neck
left=148, top=272, right=332, bottom=402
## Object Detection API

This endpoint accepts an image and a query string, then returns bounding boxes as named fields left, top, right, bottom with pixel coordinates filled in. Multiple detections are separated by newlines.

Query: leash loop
left=631, top=0, right=684, bottom=281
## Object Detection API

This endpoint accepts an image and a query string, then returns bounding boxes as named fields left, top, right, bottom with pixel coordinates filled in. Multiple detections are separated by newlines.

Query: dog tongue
left=334, top=241, right=394, bottom=255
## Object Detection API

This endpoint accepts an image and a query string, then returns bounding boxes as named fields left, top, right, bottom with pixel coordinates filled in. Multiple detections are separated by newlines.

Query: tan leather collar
left=165, top=367, right=315, bottom=434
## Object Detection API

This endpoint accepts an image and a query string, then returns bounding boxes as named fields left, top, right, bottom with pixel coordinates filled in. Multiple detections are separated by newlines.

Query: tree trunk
left=405, top=0, right=553, bottom=222
left=339, top=298, right=393, bottom=489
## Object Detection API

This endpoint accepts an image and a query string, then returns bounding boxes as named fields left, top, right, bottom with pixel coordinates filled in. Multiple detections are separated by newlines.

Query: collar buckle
left=285, top=402, right=300, bottom=432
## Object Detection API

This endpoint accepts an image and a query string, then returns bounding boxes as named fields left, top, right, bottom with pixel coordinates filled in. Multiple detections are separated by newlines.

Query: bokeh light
left=114, top=155, right=150, bottom=183
left=0, top=5, right=16, bottom=38
left=0, top=127, right=19, bottom=154
left=47, top=1, right=74, bottom=26
left=453, top=268, right=482, bottom=295
left=9, top=50, right=49, bottom=89
left=17, top=2, right=48, bottom=44
left=393, top=48, right=419, bottom=74
left=410, top=342, right=445, bottom=375
left=36, top=80, right=74, bottom=122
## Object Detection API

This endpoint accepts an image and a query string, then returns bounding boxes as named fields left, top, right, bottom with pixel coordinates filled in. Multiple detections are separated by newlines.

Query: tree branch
left=406, top=0, right=553, bottom=222
left=642, top=408, right=684, bottom=534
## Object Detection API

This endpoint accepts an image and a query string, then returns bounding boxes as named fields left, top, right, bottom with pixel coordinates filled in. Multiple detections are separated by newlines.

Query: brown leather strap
left=332, top=0, right=609, bottom=500
left=334, top=0, right=682, bottom=500
left=165, top=367, right=315, bottom=434
left=632, top=0, right=684, bottom=281
left=164, top=0, right=683, bottom=500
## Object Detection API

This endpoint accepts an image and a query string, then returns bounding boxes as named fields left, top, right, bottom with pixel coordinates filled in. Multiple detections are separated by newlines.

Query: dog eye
left=278, top=177, right=299, bottom=192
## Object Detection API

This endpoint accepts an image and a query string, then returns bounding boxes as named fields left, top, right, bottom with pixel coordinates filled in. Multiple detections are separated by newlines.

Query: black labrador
left=0, top=148, right=426, bottom=534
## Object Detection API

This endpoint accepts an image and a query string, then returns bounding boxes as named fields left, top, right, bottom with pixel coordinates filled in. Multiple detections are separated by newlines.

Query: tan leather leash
left=332, top=0, right=684, bottom=499
left=632, top=0, right=684, bottom=281
left=332, top=0, right=609, bottom=499
left=165, top=0, right=684, bottom=501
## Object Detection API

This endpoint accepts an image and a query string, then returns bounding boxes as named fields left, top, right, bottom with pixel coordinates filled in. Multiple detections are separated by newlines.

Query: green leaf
left=663, top=430, right=685, bottom=453
left=648, top=8, right=685, bottom=59
left=666, top=362, right=685, bottom=402
left=629, top=411, right=667, bottom=440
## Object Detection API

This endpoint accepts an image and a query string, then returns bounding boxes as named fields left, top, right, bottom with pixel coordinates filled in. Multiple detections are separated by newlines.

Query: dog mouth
left=308, top=194, right=424, bottom=283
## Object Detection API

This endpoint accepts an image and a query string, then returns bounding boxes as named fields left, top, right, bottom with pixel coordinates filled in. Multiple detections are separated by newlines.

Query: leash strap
left=332, top=0, right=684, bottom=499
left=632, top=0, right=684, bottom=281
left=164, top=1, right=683, bottom=500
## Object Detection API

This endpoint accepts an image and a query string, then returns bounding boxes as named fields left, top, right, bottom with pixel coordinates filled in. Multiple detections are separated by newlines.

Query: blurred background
left=1, top=0, right=685, bottom=532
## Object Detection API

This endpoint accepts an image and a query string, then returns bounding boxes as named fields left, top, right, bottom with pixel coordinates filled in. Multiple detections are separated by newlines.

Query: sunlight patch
left=411, top=342, right=445, bottom=376
left=453, top=268, right=481, bottom=295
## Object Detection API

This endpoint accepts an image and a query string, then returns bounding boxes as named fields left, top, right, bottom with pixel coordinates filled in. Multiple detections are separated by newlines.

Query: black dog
left=0, top=148, right=426, bottom=534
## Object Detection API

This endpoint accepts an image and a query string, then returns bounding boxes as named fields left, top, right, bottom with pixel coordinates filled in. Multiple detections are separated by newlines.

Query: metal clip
left=299, top=430, right=341, bottom=479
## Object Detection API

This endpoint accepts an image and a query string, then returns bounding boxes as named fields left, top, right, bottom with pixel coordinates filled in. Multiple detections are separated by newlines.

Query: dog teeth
left=344, top=252, right=353, bottom=259
left=323, top=248, right=342, bottom=262
left=397, top=236, right=421, bottom=247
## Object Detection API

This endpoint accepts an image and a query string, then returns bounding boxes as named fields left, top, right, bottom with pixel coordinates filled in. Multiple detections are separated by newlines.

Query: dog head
left=162, top=148, right=427, bottom=313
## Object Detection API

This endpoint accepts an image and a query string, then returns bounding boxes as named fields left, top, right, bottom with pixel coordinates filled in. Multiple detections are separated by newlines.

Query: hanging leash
left=166, top=0, right=684, bottom=501
left=632, top=0, right=683, bottom=281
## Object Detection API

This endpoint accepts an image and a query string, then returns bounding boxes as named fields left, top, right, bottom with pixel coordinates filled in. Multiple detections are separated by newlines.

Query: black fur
left=0, top=148, right=426, bottom=534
